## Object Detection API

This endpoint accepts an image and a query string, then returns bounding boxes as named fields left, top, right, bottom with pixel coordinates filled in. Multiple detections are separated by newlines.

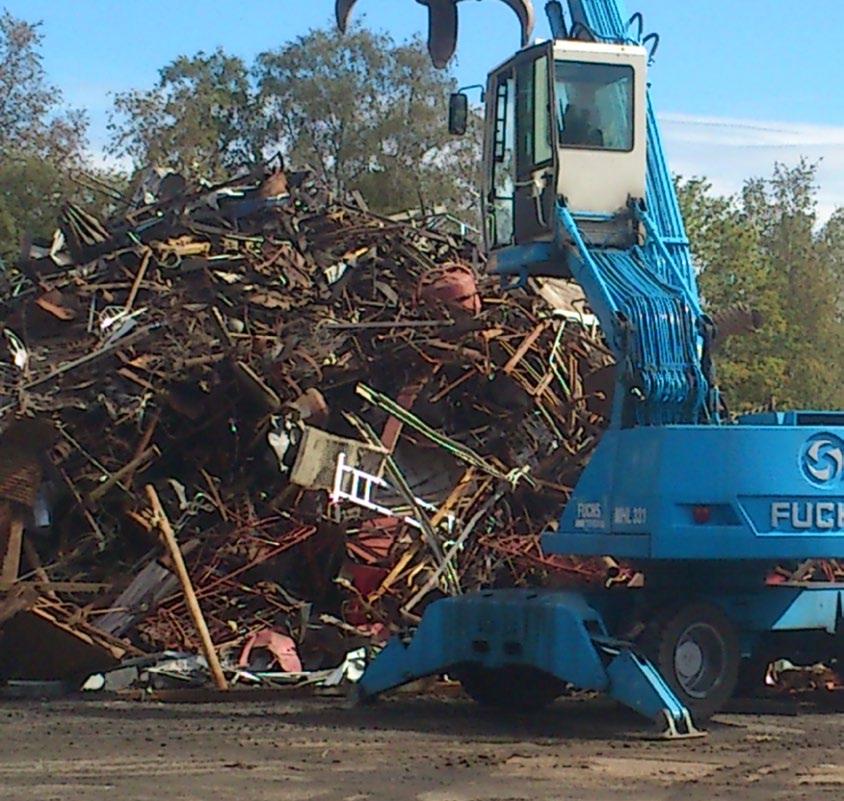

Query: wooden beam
left=0, top=502, right=24, bottom=590
left=145, top=485, right=228, bottom=691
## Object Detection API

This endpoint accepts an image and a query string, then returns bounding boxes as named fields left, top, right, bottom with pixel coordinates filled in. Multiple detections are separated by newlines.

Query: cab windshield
left=555, top=61, right=634, bottom=151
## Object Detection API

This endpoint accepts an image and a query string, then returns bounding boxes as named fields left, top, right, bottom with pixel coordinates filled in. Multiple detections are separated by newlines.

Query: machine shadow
left=33, top=694, right=693, bottom=742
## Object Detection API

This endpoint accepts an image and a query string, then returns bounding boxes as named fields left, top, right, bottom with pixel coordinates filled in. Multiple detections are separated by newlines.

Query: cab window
left=490, top=74, right=516, bottom=247
left=555, top=61, right=634, bottom=151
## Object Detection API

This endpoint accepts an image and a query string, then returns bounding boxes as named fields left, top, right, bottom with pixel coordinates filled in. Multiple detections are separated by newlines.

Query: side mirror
left=448, top=93, right=469, bottom=136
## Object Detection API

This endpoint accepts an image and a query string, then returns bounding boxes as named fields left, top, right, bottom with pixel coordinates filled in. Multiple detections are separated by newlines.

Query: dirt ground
left=1, top=693, right=842, bottom=801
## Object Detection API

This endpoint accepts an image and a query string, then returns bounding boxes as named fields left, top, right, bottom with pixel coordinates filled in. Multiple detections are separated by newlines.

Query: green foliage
left=0, top=11, right=90, bottom=266
left=0, top=11, right=87, bottom=159
left=0, top=152, right=71, bottom=264
left=255, top=27, right=482, bottom=216
left=107, top=26, right=482, bottom=218
left=679, top=161, right=844, bottom=411
left=108, top=49, right=262, bottom=181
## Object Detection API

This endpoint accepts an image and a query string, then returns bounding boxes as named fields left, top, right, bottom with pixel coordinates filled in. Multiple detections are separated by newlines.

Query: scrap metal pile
left=0, top=164, right=619, bottom=682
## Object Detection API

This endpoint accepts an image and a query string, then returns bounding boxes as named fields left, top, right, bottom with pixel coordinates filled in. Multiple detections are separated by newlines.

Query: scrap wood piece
left=146, top=485, right=228, bottom=691
left=503, top=320, right=550, bottom=375
left=35, top=293, right=76, bottom=321
left=0, top=502, right=24, bottom=590
left=124, top=249, right=152, bottom=313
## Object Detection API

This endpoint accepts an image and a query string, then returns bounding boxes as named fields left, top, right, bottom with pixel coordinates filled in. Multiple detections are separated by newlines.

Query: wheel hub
left=673, top=622, right=726, bottom=699
left=675, top=640, right=704, bottom=678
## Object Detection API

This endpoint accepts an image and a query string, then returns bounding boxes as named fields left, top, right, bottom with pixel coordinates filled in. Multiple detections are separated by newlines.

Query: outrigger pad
left=601, top=647, right=705, bottom=739
left=355, top=591, right=703, bottom=738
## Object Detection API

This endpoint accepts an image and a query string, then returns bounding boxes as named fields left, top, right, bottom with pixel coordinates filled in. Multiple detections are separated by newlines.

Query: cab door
left=483, top=43, right=557, bottom=251
left=514, top=44, right=557, bottom=243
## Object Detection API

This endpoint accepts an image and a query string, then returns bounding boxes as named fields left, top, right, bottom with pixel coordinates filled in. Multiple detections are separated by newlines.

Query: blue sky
left=6, top=0, right=844, bottom=216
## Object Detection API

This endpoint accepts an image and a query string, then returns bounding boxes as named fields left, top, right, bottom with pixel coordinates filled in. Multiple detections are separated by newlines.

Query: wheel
left=459, top=667, right=564, bottom=712
left=736, top=654, right=771, bottom=697
left=643, top=602, right=740, bottom=720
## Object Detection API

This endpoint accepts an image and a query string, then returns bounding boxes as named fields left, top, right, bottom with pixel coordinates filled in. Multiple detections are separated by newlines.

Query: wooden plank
left=19, top=581, right=112, bottom=593
left=88, top=447, right=158, bottom=503
left=503, top=321, right=548, bottom=376
left=146, top=485, right=228, bottom=691
left=124, top=249, right=152, bottom=313
left=0, top=502, right=24, bottom=589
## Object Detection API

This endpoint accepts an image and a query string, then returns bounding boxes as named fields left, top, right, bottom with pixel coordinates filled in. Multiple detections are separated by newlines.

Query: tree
left=820, top=207, right=844, bottom=292
left=106, top=27, right=481, bottom=217
left=742, top=161, right=844, bottom=408
left=0, top=11, right=86, bottom=160
left=108, top=49, right=262, bottom=181
left=679, top=162, right=844, bottom=411
left=255, top=27, right=482, bottom=216
left=679, top=177, right=789, bottom=408
left=0, top=11, right=89, bottom=266
left=0, top=156, right=68, bottom=262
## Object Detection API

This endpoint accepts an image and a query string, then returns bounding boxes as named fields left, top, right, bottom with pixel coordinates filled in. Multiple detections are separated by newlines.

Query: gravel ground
left=1, top=694, right=842, bottom=801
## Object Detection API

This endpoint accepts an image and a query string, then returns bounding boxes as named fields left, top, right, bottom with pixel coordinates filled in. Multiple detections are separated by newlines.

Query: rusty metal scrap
left=0, top=164, right=618, bottom=681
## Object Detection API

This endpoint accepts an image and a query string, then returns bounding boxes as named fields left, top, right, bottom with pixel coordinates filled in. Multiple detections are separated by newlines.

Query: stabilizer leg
left=604, top=648, right=705, bottom=739
left=355, top=591, right=704, bottom=739
left=357, top=603, right=452, bottom=700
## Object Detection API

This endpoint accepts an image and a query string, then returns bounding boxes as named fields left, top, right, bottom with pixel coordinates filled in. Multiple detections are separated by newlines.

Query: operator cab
left=477, top=38, right=648, bottom=260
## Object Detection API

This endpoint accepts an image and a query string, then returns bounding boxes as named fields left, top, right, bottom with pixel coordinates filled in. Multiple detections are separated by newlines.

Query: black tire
left=736, top=654, right=771, bottom=697
left=643, top=602, right=740, bottom=720
left=459, top=667, right=564, bottom=712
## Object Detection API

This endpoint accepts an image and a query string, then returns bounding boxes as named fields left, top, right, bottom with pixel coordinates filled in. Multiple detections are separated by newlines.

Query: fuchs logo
left=802, top=434, right=844, bottom=486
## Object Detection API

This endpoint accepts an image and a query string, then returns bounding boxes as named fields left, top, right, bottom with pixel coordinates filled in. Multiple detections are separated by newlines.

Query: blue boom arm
left=496, top=0, right=718, bottom=428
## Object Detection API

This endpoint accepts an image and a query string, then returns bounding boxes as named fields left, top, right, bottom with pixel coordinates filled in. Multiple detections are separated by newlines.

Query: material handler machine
left=337, top=0, right=844, bottom=735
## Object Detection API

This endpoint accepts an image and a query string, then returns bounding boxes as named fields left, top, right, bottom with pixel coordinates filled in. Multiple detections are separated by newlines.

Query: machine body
left=338, top=0, right=844, bottom=733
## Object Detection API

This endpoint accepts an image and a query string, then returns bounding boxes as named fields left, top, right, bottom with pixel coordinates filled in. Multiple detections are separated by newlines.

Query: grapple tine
left=498, top=0, right=536, bottom=46
left=335, top=0, right=357, bottom=32
left=420, top=0, right=459, bottom=69
left=420, top=0, right=535, bottom=67
left=336, top=0, right=536, bottom=68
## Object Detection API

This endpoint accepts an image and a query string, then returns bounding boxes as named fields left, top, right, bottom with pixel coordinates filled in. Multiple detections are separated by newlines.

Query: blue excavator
left=336, top=0, right=844, bottom=736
